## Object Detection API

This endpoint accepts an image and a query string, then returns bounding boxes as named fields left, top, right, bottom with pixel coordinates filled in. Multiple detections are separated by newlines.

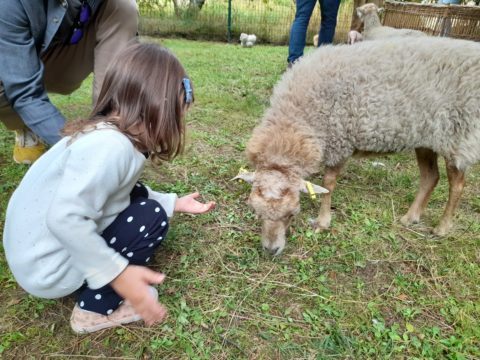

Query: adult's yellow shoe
left=13, top=129, right=46, bottom=165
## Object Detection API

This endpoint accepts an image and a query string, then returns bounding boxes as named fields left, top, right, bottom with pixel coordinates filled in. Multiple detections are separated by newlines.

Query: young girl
left=3, top=42, right=215, bottom=334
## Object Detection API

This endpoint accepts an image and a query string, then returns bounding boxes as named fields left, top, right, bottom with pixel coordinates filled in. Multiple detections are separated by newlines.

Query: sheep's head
left=235, top=168, right=328, bottom=256
left=356, top=3, right=383, bottom=20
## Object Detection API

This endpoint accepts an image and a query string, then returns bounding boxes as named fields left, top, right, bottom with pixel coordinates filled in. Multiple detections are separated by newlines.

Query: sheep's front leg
left=314, top=164, right=343, bottom=230
left=433, top=160, right=465, bottom=236
left=401, top=148, right=439, bottom=225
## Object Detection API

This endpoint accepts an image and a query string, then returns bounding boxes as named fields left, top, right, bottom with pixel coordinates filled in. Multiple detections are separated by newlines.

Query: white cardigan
left=3, top=126, right=177, bottom=298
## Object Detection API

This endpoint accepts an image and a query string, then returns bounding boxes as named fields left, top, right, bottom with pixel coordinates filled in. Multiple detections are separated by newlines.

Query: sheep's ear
left=299, top=180, right=329, bottom=199
left=377, top=7, right=385, bottom=14
left=356, top=7, right=364, bottom=18
left=232, top=171, right=255, bottom=184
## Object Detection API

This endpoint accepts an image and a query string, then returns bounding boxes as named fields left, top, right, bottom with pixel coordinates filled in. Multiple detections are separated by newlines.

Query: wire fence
left=139, top=0, right=355, bottom=45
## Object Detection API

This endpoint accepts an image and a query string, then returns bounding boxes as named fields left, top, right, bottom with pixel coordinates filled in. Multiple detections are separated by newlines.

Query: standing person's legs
left=288, top=0, right=317, bottom=64
left=70, top=182, right=169, bottom=333
left=318, top=0, right=341, bottom=45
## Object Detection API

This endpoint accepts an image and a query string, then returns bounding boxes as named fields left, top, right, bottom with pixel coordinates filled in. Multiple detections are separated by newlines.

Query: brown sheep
left=235, top=36, right=480, bottom=255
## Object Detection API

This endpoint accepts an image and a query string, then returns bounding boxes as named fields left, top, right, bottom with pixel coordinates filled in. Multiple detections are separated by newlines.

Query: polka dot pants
left=76, top=182, right=169, bottom=315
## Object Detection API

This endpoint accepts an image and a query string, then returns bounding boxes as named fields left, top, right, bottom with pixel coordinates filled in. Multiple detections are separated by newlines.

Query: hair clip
left=182, top=78, right=193, bottom=104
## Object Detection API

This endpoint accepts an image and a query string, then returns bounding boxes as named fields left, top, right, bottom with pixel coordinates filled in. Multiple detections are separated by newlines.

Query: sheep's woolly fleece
left=249, top=36, right=480, bottom=173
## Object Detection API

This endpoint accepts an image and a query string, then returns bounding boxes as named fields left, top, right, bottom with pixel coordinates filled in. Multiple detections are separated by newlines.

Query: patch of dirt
left=354, top=261, right=395, bottom=294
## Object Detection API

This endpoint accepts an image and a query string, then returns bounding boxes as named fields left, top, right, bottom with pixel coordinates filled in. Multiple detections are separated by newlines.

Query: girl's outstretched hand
left=110, top=265, right=167, bottom=326
left=174, top=192, right=216, bottom=214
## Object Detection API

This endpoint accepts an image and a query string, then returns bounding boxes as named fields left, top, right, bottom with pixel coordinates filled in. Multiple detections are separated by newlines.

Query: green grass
left=1, top=38, right=480, bottom=359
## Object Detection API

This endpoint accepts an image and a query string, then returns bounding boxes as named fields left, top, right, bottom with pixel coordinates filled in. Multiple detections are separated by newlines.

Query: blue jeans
left=287, top=0, right=341, bottom=63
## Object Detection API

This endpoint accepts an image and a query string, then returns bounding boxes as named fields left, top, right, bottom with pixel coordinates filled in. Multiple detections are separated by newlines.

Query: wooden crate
left=383, top=1, right=480, bottom=41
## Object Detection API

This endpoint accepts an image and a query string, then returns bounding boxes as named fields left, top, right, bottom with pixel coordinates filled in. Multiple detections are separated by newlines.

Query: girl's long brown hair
left=64, top=41, right=192, bottom=162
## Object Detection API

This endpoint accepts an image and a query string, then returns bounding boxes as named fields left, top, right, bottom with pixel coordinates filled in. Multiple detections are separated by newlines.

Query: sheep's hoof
left=400, top=213, right=420, bottom=226
left=308, top=218, right=330, bottom=232
left=432, top=224, right=450, bottom=237
left=314, top=227, right=330, bottom=234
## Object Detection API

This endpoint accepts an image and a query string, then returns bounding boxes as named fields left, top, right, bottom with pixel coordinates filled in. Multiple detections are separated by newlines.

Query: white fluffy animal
left=237, top=36, right=480, bottom=255
left=349, top=3, right=427, bottom=44
left=240, top=33, right=257, bottom=47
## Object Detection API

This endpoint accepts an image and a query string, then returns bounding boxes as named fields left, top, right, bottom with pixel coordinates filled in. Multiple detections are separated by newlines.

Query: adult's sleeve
left=45, top=132, right=139, bottom=289
left=0, top=2, right=64, bottom=144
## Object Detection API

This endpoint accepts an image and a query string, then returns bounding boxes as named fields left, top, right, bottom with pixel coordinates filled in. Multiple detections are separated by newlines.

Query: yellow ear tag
left=237, top=167, right=248, bottom=182
left=305, top=181, right=317, bottom=200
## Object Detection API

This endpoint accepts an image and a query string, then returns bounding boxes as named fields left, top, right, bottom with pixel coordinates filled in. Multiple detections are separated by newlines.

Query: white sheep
left=349, top=3, right=427, bottom=44
left=240, top=33, right=257, bottom=48
left=236, top=36, right=480, bottom=255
